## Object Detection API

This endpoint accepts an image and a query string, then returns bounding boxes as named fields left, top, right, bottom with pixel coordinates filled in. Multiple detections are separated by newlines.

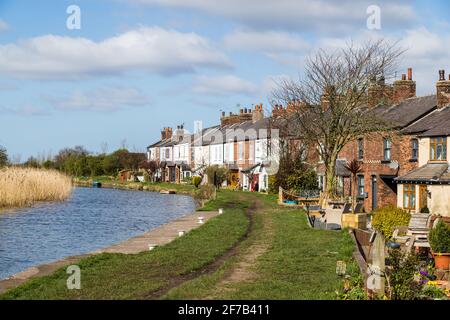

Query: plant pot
left=432, top=252, right=450, bottom=270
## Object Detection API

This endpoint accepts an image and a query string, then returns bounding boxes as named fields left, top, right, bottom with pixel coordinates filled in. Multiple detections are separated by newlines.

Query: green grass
left=163, top=194, right=356, bottom=300
left=1, top=189, right=358, bottom=300
left=0, top=190, right=249, bottom=300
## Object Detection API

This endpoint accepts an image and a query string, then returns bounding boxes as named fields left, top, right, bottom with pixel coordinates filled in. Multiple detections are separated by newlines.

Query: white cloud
left=0, top=27, right=231, bottom=79
left=193, top=75, right=258, bottom=96
left=46, top=86, right=151, bottom=112
left=132, top=0, right=416, bottom=33
left=0, top=19, right=8, bottom=32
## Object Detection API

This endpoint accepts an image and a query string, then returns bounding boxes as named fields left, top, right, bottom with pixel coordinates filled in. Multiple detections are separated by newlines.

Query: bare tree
left=272, top=40, right=402, bottom=204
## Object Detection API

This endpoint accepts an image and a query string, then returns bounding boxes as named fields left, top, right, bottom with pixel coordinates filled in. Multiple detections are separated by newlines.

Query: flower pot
left=432, top=252, right=450, bottom=270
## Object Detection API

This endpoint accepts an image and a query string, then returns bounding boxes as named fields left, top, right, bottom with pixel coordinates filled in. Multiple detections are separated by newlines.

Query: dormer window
left=430, top=137, right=447, bottom=161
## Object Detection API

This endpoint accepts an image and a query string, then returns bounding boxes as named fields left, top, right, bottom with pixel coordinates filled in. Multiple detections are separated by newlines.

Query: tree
left=0, top=145, right=7, bottom=167
left=344, top=159, right=363, bottom=212
left=272, top=141, right=318, bottom=193
left=23, top=156, right=40, bottom=168
left=140, top=160, right=158, bottom=181
left=272, top=40, right=402, bottom=204
left=205, top=165, right=228, bottom=189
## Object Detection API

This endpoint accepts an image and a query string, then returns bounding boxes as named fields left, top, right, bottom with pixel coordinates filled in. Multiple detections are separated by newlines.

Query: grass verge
left=0, top=190, right=249, bottom=300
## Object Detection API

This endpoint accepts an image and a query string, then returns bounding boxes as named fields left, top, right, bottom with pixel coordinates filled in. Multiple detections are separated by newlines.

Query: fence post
left=278, top=186, right=283, bottom=204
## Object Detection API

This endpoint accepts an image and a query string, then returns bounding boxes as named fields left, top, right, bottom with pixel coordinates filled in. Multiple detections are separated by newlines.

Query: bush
left=429, top=220, right=450, bottom=253
left=192, top=176, right=202, bottom=188
left=205, top=165, right=228, bottom=188
left=386, top=249, right=422, bottom=300
left=268, top=175, right=277, bottom=194
left=372, top=206, right=411, bottom=239
left=193, top=185, right=216, bottom=207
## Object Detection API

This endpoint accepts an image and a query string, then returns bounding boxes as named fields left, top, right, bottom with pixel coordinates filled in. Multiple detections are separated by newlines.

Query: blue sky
left=0, top=0, right=450, bottom=161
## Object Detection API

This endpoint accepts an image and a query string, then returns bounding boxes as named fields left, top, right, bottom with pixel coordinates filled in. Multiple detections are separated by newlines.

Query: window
left=249, top=142, right=255, bottom=160
left=358, top=138, right=364, bottom=160
left=411, top=139, right=419, bottom=160
left=165, top=148, right=170, bottom=159
left=238, top=142, right=244, bottom=160
left=403, top=184, right=416, bottom=210
left=318, top=175, right=324, bottom=191
left=383, top=138, right=391, bottom=161
left=430, top=137, right=447, bottom=161
left=357, top=175, right=365, bottom=197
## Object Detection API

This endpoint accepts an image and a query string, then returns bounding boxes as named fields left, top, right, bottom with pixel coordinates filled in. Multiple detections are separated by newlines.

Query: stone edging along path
left=0, top=206, right=220, bottom=295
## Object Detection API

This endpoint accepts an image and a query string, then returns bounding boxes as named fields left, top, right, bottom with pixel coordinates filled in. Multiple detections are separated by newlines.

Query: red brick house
left=319, top=69, right=438, bottom=212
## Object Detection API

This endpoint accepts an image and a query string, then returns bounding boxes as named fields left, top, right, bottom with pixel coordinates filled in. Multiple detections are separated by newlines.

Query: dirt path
left=145, top=195, right=257, bottom=300
left=207, top=198, right=273, bottom=297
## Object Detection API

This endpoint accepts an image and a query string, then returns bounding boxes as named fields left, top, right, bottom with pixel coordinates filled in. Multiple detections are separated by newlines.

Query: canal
left=0, top=187, right=196, bottom=279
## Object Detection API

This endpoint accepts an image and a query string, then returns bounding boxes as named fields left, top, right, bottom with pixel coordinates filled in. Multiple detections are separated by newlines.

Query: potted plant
left=429, top=220, right=450, bottom=270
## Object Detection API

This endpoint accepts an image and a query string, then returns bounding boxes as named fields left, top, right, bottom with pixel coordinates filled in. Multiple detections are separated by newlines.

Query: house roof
left=401, top=105, right=450, bottom=137
left=395, top=162, right=450, bottom=184
left=374, top=95, right=437, bottom=129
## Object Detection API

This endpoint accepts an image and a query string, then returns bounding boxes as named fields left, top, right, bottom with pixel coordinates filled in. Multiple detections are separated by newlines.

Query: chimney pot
left=402, top=74, right=406, bottom=81
left=408, top=68, right=413, bottom=81
left=439, top=70, right=445, bottom=81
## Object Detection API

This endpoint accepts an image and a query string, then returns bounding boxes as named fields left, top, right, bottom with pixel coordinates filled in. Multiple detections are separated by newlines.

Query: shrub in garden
left=191, top=176, right=202, bottom=188
left=372, top=206, right=411, bottom=239
left=385, top=249, right=422, bottom=300
left=429, top=220, right=450, bottom=253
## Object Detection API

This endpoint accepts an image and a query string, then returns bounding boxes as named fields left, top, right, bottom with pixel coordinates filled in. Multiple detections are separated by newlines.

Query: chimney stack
left=393, top=68, right=416, bottom=104
left=252, top=104, right=264, bottom=122
left=436, top=70, right=450, bottom=109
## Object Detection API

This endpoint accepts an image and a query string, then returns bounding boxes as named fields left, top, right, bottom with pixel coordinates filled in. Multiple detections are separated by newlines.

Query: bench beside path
left=0, top=210, right=219, bottom=295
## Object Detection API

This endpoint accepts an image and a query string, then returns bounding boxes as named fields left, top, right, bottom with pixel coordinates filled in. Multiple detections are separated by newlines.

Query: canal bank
left=0, top=190, right=357, bottom=300
left=0, top=209, right=220, bottom=294
left=0, top=187, right=196, bottom=281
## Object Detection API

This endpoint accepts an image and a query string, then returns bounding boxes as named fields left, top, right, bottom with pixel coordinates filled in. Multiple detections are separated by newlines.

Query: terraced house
left=147, top=104, right=279, bottom=191
left=146, top=69, right=450, bottom=217
left=395, top=70, right=450, bottom=216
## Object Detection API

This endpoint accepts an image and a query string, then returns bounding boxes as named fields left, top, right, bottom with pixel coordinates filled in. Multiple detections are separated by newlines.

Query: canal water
left=0, top=187, right=196, bottom=280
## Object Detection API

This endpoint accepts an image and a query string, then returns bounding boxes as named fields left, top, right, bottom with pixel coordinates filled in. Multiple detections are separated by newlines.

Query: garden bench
left=392, top=213, right=432, bottom=249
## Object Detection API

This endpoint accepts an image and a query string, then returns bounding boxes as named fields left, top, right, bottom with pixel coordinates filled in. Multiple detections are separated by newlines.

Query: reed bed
left=0, top=167, right=73, bottom=209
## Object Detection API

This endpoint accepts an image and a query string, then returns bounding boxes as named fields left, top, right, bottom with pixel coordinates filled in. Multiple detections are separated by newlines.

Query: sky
left=1, top=0, right=450, bottom=161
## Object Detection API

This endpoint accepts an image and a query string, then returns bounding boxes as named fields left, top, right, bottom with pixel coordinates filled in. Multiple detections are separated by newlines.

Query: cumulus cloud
left=45, top=86, right=151, bottom=112
left=193, top=75, right=258, bottom=96
left=0, top=27, right=231, bottom=79
left=132, top=0, right=416, bottom=33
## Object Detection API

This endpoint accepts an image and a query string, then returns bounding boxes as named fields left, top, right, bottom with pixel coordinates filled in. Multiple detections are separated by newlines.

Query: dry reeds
left=0, top=167, right=73, bottom=209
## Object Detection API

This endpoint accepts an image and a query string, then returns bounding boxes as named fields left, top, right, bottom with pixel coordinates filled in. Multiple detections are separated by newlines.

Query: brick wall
left=338, top=132, right=419, bottom=212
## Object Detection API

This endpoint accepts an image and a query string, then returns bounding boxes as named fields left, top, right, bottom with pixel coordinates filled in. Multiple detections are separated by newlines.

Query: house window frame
left=403, top=184, right=416, bottom=210
left=357, top=175, right=365, bottom=197
left=411, top=139, right=419, bottom=161
left=383, top=138, right=392, bottom=161
left=430, top=137, right=447, bottom=161
left=358, top=138, right=364, bottom=160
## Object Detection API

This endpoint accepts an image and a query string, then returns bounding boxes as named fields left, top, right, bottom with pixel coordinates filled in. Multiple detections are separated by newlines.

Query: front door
left=419, top=185, right=428, bottom=211
left=371, top=175, right=377, bottom=211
